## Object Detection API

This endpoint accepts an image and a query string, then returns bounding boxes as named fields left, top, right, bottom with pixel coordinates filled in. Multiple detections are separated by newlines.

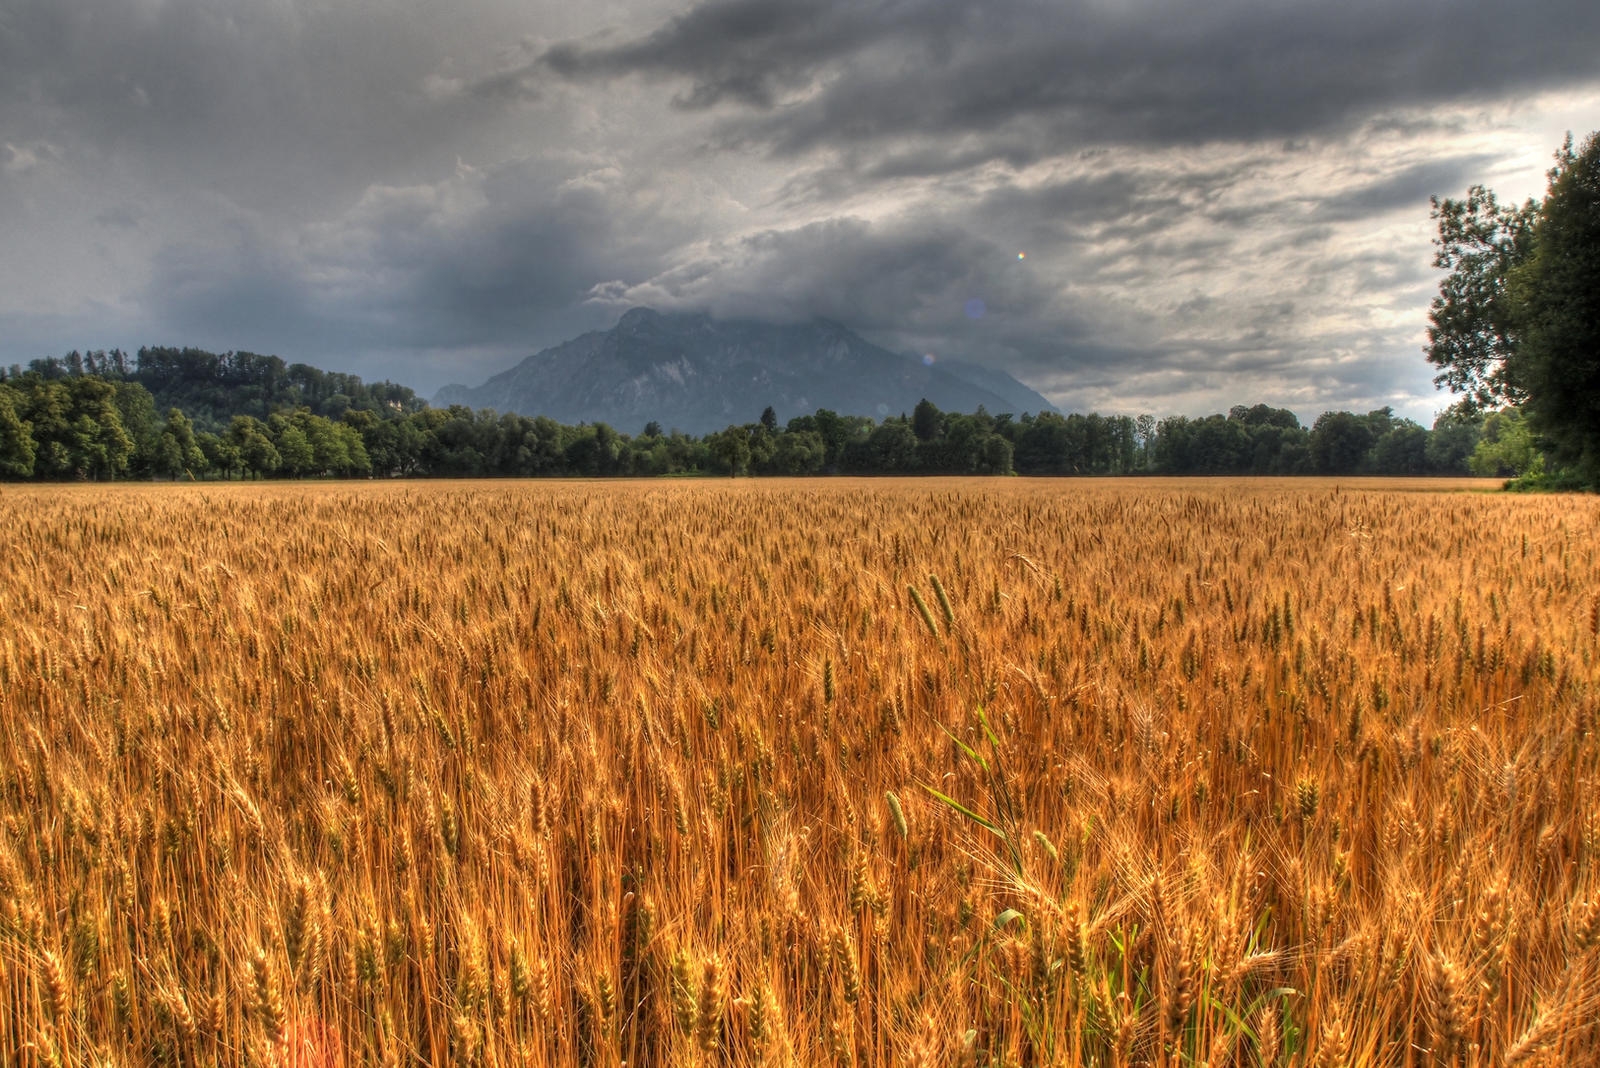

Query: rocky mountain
left=433, top=308, right=1059, bottom=434
left=918, top=356, right=1059, bottom=420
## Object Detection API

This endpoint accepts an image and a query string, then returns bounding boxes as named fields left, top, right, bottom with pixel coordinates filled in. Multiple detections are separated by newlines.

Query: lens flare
left=964, top=298, right=986, bottom=320
left=922, top=353, right=935, bottom=366
left=1017, top=251, right=1026, bottom=260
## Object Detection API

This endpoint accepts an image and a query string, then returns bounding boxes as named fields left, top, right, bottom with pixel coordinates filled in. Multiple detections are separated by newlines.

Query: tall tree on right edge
left=1510, top=133, right=1600, bottom=485
left=1426, top=131, right=1600, bottom=487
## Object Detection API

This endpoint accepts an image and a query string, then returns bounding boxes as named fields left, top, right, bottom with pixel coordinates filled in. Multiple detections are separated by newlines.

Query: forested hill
left=42, top=347, right=429, bottom=431
left=0, top=347, right=1521, bottom=481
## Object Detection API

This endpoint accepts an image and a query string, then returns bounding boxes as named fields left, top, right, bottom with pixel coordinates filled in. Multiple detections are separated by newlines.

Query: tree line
left=0, top=348, right=1527, bottom=482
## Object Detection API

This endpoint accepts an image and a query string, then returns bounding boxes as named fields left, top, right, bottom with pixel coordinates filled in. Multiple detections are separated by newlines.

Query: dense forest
left=0, top=347, right=1524, bottom=481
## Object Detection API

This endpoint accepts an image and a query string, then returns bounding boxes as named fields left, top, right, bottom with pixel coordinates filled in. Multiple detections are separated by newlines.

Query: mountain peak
left=616, top=306, right=715, bottom=332
left=617, top=306, right=662, bottom=328
left=434, top=310, right=1057, bottom=433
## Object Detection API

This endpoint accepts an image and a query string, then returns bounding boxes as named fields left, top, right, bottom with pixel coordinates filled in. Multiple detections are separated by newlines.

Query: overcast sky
left=3, top=0, right=1597, bottom=421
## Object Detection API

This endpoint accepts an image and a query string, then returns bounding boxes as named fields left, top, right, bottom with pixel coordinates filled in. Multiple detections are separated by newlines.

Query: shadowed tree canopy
left=912, top=398, right=942, bottom=443
left=1510, top=132, right=1600, bottom=484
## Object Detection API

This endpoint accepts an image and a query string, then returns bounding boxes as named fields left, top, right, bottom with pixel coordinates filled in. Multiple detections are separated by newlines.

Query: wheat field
left=1, top=478, right=1597, bottom=1068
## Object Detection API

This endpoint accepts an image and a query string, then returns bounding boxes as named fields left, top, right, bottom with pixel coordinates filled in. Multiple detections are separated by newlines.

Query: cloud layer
left=3, top=0, right=1597, bottom=419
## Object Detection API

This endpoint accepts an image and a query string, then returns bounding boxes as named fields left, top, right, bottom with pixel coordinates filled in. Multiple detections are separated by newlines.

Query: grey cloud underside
left=541, top=0, right=1600, bottom=161
left=1306, top=155, right=1505, bottom=223
left=543, top=0, right=859, bottom=109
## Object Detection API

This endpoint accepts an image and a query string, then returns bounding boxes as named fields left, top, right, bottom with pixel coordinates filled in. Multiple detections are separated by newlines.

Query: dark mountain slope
left=434, top=308, right=1055, bottom=433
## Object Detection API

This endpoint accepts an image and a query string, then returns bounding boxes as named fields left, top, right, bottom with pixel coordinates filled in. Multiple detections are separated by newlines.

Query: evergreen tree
left=912, top=398, right=942, bottom=442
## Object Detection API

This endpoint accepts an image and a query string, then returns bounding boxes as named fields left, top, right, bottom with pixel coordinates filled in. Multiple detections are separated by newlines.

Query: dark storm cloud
left=0, top=0, right=546, bottom=216
left=542, top=0, right=918, bottom=109
left=150, top=227, right=319, bottom=346
left=542, top=0, right=1600, bottom=165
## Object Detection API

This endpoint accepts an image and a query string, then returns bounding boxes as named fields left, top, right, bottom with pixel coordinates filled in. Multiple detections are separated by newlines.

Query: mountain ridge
left=434, top=308, right=1059, bottom=433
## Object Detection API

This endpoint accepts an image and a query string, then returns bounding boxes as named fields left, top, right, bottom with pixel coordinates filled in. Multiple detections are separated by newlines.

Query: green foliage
left=708, top=426, right=752, bottom=476
left=113, top=381, right=161, bottom=475
left=773, top=429, right=826, bottom=474
left=227, top=415, right=281, bottom=477
left=1504, top=467, right=1593, bottom=493
left=1012, top=411, right=1137, bottom=474
left=1426, top=403, right=1481, bottom=473
left=1425, top=187, right=1538, bottom=408
left=1427, top=130, right=1600, bottom=488
left=1509, top=132, right=1600, bottom=486
left=0, top=387, right=36, bottom=478
left=0, top=375, right=134, bottom=479
left=153, top=408, right=206, bottom=478
left=0, top=350, right=1500, bottom=483
left=273, top=421, right=316, bottom=476
left=1308, top=412, right=1374, bottom=474
left=978, top=432, right=1013, bottom=475
left=1469, top=409, right=1541, bottom=478
left=802, top=409, right=873, bottom=470
left=863, top=420, right=918, bottom=472
left=125, top=347, right=425, bottom=431
left=197, top=431, right=237, bottom=475
left=1130, top=403, right=1486, bottom=477
left=1372, top=421, right=1429, bottom=475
